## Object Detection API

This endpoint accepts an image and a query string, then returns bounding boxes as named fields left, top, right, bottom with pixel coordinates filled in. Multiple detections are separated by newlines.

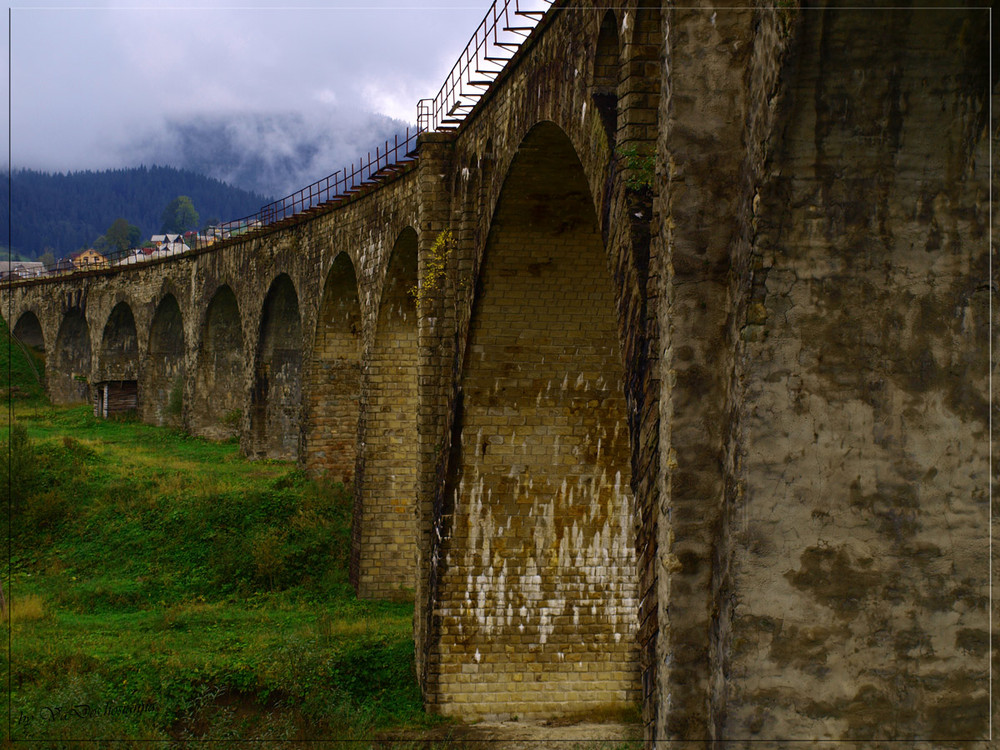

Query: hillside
left=1, top=166, right=272, bottom=259
left=0, top=315, right=433, bottom=745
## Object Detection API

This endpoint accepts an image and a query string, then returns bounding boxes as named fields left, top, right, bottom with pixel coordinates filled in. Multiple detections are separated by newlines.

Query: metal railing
left=418, top=0, right=553, bottom=132
left=212, top=127, right=422, bottom=242
left=10, top=0, right=553, bottom=284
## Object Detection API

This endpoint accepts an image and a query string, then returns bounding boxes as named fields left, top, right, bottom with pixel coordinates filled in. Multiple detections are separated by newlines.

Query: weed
left=221, top=408, right=241, bottom=433
left=616, top=143, right=655, bottom=192
left=410, top=229, right=453, bottom=307
left=8, top=593, right=46, bottom=622
left=166, top=376, right=184, bottom=417
left=2, top=421, right=36, bottom=515
left=24, top=489, right=68, bottom=532
left=252, top=527, right=288, bottom=590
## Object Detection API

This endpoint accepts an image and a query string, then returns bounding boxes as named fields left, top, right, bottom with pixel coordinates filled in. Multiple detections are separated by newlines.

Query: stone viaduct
left=3, top=1, right=993, bottom=744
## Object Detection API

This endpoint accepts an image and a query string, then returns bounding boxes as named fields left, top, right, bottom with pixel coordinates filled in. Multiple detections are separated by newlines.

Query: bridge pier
left=1, top=1, right=990, bottom=744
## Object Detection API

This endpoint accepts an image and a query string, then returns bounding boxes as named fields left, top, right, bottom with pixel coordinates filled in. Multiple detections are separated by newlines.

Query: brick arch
left=250, top=273, right=303, bottom=460
left=480, top=107, right=614, bottom=273
left=143, top=293, right=185, bottom=427
left=96, top=301, right=140, bottom=417
left=52, top=309, right=91, bottom=404
left=432, top=120, right=638, bottom=720
left=353, top=226, right=419, bottom=599
left=592, top=9, right=621, bottom=148
left=191, top=284, right=244, bottom=440
left=303, top=251, right=362, bottom=480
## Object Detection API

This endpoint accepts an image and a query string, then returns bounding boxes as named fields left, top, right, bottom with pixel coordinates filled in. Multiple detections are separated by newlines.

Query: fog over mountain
left=118, top=109, right=412, bottom=200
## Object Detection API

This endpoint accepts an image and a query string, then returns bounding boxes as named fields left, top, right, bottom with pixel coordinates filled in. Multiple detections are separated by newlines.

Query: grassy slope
left=2, top=314, right=45, bottom=402
left=0, top=325, right=437, bottom=747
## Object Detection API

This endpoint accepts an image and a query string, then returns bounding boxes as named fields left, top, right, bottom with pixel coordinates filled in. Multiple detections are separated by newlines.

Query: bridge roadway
left=3, top=2, right=991, bottom=745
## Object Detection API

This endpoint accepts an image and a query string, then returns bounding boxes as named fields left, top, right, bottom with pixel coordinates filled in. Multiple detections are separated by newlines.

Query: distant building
left=71, top=249, right=108, bottom=270
left=48, top=258, right=76, bottom=274
left=150, top=234, right=189, bottom=255
left=0, top=260, right=46, bottom=280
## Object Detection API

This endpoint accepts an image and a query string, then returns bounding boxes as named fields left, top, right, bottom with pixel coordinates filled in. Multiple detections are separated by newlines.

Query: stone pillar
left=654, top=4, right=755, bottom=743
left=413, top=131, right=456, bottom=688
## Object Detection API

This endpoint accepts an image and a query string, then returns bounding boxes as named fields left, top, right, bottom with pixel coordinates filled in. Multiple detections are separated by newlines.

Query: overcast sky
left=3, top=0, right=507, bottom=183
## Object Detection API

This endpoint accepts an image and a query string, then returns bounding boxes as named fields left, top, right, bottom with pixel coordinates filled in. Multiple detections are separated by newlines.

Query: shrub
left=1, top=421, right=36, bottom=513
left=251, top=527, right=288, bottom=590
left=166, top=377, right=184, bottom=417
left=617, top=143, right=655, bottom=192
left=24, top=489, right=68, bottom=532
left=409, top=229, right=453, bottom=306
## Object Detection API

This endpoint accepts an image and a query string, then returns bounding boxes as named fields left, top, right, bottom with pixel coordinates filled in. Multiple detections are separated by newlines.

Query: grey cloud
left=117, top=107, right=410, bottom=198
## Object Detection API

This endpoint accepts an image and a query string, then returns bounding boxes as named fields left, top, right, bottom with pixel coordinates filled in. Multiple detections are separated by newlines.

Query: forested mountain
left=1, top=166, right=273, bottom=259
left=126, top=111, right=410, bottom=199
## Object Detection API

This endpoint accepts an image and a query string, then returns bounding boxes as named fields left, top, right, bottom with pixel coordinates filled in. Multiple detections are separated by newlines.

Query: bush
left=1, top=422, right=36, bottom=513
left=252, top=527, right=288, bottom=590
left=24, top=489, right=68, bottom=532
left=166, top=377, right=184, bottom=417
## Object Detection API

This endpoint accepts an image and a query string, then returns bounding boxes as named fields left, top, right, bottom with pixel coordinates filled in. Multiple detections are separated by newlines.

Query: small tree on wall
left=409, top=229, right=454, bottom=307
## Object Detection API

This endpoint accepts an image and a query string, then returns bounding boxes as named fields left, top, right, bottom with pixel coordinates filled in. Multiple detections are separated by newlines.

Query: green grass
left=0, top=318, right=641, bottom=749
left=0, top=397, right=443, bottom=747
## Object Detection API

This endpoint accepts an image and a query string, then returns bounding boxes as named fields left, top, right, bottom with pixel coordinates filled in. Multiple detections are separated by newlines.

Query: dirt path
left=375, top=720, right=643, bottom=749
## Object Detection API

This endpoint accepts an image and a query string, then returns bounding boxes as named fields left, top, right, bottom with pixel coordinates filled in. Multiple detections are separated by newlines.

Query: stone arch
left=96, top=301, right=139, bottom=417
left=13, top=310, right=45, bottom=354
left=433, top=121, right=638, bottom=719
left=52, top=310, right=91, bottom=404
left=353, top=227, right=419, bottom=599
left=250, top=274, right=303, bottom=460
left=12, top=311, right=46, bottom=387
left=143, top=294, right=185, bottom=427
left=192, top=284, right=244, bottom=440
left=303, top=252, right=362, bottom=481
left=592, top=9, right=620, bottom=148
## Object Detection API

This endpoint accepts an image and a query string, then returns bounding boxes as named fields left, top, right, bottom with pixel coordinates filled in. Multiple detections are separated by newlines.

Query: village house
left=70, top=249, right=108, bottom=270
left=149, top=234, right=190, bottom=256
left=0, top=260, right=46, bottom=280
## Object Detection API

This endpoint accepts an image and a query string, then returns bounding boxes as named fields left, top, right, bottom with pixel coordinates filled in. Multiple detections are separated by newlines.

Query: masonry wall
left=51, top=308, right=91, bottom=404
left=429, top=122, right=639, bottom=720
left=250, top=275, right=303, bottom=460
left=720, top=5, right=991, bottom=743
left=302, top=253, right=362, bottom=481
left=355, top=230, right=419, bottom=599
left=190, top=285, right=244, bottom=440
left=143, top=294, right=185, bottom=427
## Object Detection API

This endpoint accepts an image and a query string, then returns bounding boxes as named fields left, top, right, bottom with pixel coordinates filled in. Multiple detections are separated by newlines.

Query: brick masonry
left=429, top=122, right=639, bottom=719
left=2, top=1, right=991, bottom=744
